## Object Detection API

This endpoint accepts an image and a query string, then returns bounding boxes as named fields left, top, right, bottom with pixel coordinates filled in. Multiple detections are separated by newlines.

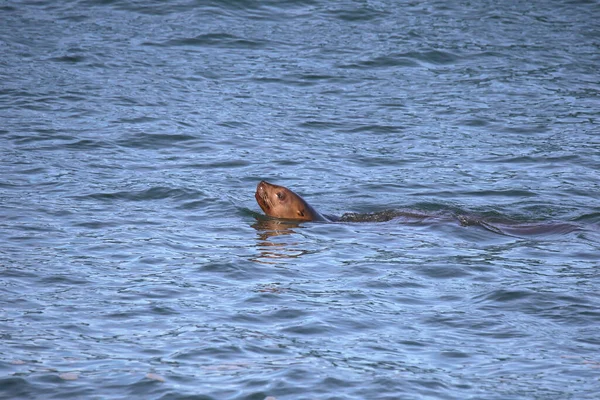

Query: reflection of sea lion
left=255, top=181, right=328, bottom=222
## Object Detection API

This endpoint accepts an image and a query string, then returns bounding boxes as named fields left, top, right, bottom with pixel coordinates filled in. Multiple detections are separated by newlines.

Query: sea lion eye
left=276, top=192, right=285, bottom=200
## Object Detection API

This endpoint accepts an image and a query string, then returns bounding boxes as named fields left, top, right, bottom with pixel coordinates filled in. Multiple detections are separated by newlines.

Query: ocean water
left=1, top=0, right=599, bottom=399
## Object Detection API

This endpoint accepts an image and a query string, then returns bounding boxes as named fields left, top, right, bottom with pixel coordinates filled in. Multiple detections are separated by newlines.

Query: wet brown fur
left=255, top=181, right=325, bottom=221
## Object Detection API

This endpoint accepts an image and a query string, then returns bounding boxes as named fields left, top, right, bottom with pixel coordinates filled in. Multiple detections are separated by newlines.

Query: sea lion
left=254, top=181, right=588, bottom=237
left=255, top=181, right=328, bottom=222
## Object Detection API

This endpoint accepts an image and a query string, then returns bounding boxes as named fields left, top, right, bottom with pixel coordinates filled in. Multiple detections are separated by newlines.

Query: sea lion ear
left=298, top=210, right=305, bottom=217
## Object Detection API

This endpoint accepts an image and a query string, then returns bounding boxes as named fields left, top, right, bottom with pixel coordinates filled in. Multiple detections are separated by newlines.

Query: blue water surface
left=1, top=0, right=599, bottom=399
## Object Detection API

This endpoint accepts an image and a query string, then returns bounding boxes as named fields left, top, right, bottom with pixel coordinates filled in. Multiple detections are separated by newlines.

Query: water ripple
left=1, top=0, right=599, bottom=399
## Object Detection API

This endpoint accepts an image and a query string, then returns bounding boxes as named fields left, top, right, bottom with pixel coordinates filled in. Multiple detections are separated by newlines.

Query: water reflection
left=252, top=218, right=302, bottom=239
left=251, top=217, right=311, bottom=262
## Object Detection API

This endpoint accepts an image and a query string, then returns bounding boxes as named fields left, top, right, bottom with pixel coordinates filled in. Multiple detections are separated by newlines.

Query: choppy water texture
left=1, top=0, right=600, bottom=399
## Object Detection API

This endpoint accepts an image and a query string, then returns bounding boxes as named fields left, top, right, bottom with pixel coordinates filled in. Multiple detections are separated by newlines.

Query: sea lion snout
left=256, top=181, right=269, bottom=197
left=255, top=181, right=271, bottom=210
left=257, top=181, right=269, bottom=192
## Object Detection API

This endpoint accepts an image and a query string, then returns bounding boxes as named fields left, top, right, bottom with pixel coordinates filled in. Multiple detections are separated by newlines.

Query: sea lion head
left=255, top=181, right=316, bottom=221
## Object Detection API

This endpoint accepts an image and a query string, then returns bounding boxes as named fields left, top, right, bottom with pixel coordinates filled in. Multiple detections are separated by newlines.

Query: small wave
left=144, top=33, right=269, bottom=49
left=572, top=212, right=600, bottom=225
left=325, top=7, right=389, bottom=22
left=76, top=187, right=201, bottom=202
left=340, top=50, right=461, bottom=70
left=48, top=54, right=87, bottom=63
left=475, top=289, right=533, bottom=303
left=116, top=132, right=198, bottom=149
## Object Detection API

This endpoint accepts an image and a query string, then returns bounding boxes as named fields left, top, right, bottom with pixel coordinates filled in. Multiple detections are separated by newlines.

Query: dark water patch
left=49, top=55, right=87, bottom=64
left=326, top=6, right=388, bottom=22
left=475, top=289, right=533, bottom=304
left=298, top=120, right=348, bottom=130
left=539, top=303, right=600, bottom=325
left=416, top=264, right=472, bottom=279
left=177, top=199, right=210, bottom=210
left=0, top=377, right=36, bottom=400
left=480, top=154, right=581, bottom=165
left=184, top=159, right=251, bottom=169
left=342, top=50, right=461, bottom=69
left=3, top=166, right=46, bottom=176
left=341, top=124, right=405, bottom=134
left=345, top=154, right=409, bottom=168
left=73, top=220, right=126, bottom=229
left=38, top=274, right=89, bottom=286
left=145, top=33, right=270, bottom=49
left=296, top=73, right=343, bottom=83
left=416, top=50, right=461, bottom=65
left=493, top=221, right=584, bottom=237
left=64, top=139, right=116, bottom=150
left=80, top=0, right=191, bottom=15
left=340, top=54, right=420, bottom=69
left=10, top=131, right=70, bottom=145
left=253, top=73, right=351, bottom=87
left=6, top=223, right=65, bottom=236
left=117, top=132, right=199, bottom=149
left=76, top=187, right=201, bottom=202
left=458, top=118, right=489, bottom=127
left=149, top=305, right=179, bottom=315
left=95, top=0, right=315, bottom=18
left=497, top=124, right=551, bottom=135
left=572, top=212, right=600, bottom=224
left=217, top=120, right=253, bottom=129
left=461, top=189, right=538, bottom=198
left=56, top=13, right=89, bottom=23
